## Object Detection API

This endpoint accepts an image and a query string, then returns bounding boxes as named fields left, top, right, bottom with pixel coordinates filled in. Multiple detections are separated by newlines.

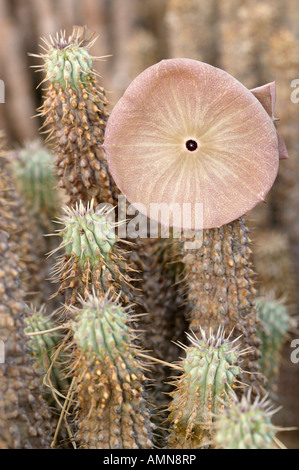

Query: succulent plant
left=255, top=297, right=291, bottom=385
left=137, top=236, right=187, bottom=443
left=51, top=199, right=136, bottom=306
left=182, top=217, right=267, bottom=395
left=18, top=29, right=290, bottom=449
left=103, top=58, right=289, bottom=395
left=61, top=200, right=117, bottom=265
left=0, top=145, right=52, bottom=306
left=10, top=139, right=60, bottom=220
left=0, top=135, right=53, bottom=448
left=70, top=293, right=153, bottom=449
left=44, top=35, right=94, bottom=91
left=24, top=306, right=69, bottom=402
left=1, top=137, right=63, bottom=309
left=166, top=326, right=244, bottom=448
left=214, top=390, right=279, bottom=449
left=35, top=26, right=119, bottom=207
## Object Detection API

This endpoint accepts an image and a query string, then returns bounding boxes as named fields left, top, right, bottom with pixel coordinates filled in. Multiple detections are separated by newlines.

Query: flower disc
left=104, top=58, right=279, bottom=229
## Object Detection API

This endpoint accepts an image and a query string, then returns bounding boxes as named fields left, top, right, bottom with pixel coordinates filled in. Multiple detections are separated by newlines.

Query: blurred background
left=0, top=0, right=299, bottom=447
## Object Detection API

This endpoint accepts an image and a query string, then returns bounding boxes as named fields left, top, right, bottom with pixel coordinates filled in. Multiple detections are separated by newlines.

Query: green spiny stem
left=138, top=237, right=187, bottom=422
left=50, top=199, right=137, bottom=307
left=0, top=134, right=53, bottom=448
left=214, top=390, right=279, bottom=449
left=10, top=139, right=60, bottom=221
left=166, top=326, right=244, bottom=449
left=34, top=26, right=119, bottom=207
left=182, top=217, right=266, bottom=396
left=24, top=306, right=69, bottom=403
left=44, top=42, right=93, bottom=91
left=61, top=201, right=117, bottom=264
left=255, top=297, right=291, bottom=385
left=69, top=292, right=153, bottom=449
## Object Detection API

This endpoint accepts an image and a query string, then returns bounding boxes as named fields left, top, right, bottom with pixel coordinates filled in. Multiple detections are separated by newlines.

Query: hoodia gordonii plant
left=24, top=306, right=69, bottom=405
left=103, top=58, right=288, bottom=396
left=32, top=26, right=147, bottom=302
left=0, top=141, right=53, bottom=306
left=32, top=26, right=119, bottom=207
left=31, top=28, right=176, bottom=429
left=0, top=134, right=53, bottom=448
left=214, top=390, right=279, bottom=449
left=166, top=326, right=245, bottom=449
left=51, top=199, right=137, bottom=306
left=8, top=139, right=62, bottom=307
left=181, top=218, right=265, bottom=395
left=68, top=293, right=153, bottom=449
left=137, top=236, right=187, bottom=425
left=9, top=139, right=60, bottom=223
left=255, top=297, right=292, bottom=387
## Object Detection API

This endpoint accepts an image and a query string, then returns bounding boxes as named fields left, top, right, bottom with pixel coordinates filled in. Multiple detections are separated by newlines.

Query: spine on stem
left=0, top=134, right=53, bottom=448
left=166, top=326, right=244, bottom=449
left=69, top=293, right=153, bottom=449
left=34, top=26, right=119, bottom=207
left=182, top=218, right=266, bottom=396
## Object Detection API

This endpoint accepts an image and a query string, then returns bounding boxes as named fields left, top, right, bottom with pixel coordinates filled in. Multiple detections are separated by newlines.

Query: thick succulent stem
left=255, top=297, right=291, bottom=389
left=10, top=139, right=60, bottom=223
left=24, top=306, right=70, bottom=406
left=0, top=136, right=54, bottom=448
left=37, top=27, right=119, bottom=207
left=214, top=390, right=279, bottom=449
left=182, top=217, right=266, bottom=395
left=70, top=293, right=153, bottom=449
left=137, top=236, right=187, bottom=443
left=8, top=139, right=62, bottom=308
left=166, top=326, right=244, bottom=449
left=50, top=200, right=138, bottom=307
left=45, top=199, right=149, bottom=446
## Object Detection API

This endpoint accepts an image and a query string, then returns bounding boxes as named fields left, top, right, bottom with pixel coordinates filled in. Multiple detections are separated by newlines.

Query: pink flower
left=104, top=59, right=287, bottom=229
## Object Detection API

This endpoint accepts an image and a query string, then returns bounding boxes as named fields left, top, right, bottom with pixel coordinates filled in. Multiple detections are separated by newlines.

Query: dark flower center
left=185, top=139, right=198, bottom=152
